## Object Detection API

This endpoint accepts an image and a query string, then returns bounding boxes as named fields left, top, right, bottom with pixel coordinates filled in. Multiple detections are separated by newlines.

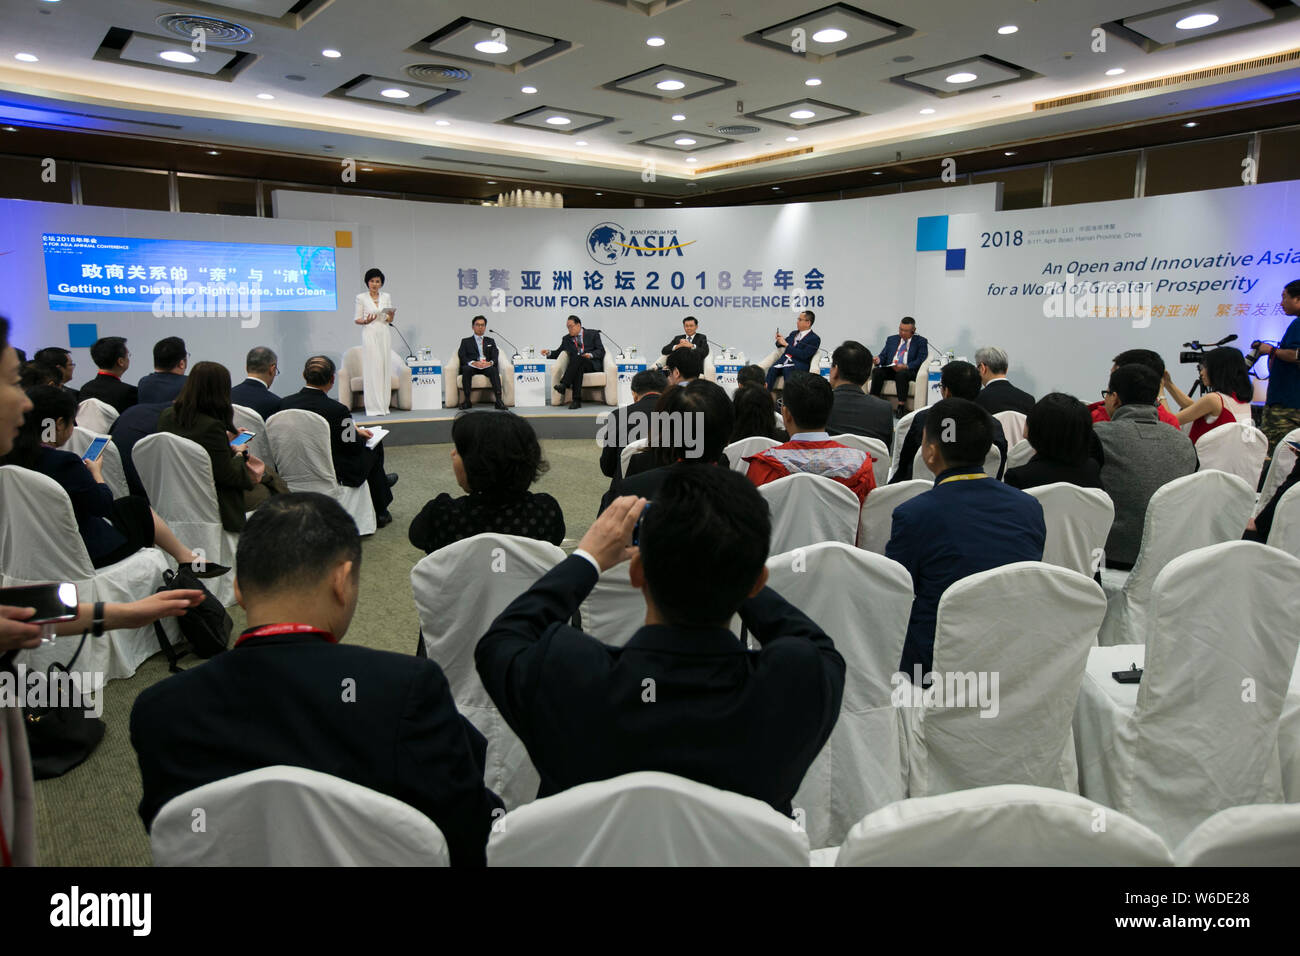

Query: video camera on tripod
left=1178, top=333, right=1238, bottom=365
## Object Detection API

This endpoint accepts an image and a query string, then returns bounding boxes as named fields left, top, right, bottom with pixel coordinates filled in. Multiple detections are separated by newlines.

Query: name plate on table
left=715, top=362, right=745, bottom=398
left=514, top=362, right=547, bottom=408
left=617, top=360, right=649, bottom=407
left=409, top=363, right=443, bottom=410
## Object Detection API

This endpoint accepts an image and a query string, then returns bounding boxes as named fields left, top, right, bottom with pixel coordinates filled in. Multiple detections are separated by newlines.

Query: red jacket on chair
left=745, top=439, right=876, bottom=504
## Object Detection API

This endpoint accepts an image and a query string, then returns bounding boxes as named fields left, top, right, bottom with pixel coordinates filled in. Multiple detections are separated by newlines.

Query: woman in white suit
left=355, top=267, right=395, bottom=417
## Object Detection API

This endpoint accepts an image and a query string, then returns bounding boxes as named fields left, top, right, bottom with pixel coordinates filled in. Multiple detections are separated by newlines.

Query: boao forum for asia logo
left=585, top=222, right=696, bottom=264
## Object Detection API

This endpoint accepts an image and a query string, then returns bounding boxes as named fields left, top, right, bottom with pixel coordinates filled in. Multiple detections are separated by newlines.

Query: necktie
left=895, top=339, right=908, bottom=365
left=476, top=336, right=484, bottom=359
left=687, top=335, right=693, bottom=344
left=575, top=335, right=583, bottom=353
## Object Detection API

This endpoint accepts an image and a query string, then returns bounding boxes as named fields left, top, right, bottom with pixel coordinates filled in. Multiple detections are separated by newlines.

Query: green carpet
left=32, top=438, right=609, bottom=866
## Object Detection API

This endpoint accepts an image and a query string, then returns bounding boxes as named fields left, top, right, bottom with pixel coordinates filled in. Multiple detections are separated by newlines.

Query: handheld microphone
left=489, top=328, right=522, bottom=358
left=1216, top=334, right=1239, bottom=345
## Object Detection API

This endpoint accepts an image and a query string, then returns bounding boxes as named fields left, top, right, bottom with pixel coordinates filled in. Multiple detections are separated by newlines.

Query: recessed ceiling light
left=772, top=186, right=781, bottom=190
left=380, top=88, right=410, bottom=98
left=805, top=78, right=822, bottom=86
left=1004, top=151, right=1016, bottom=156
left=1, top=126, right=15, bottom=132
left=321, top=49, right=342, bottom=58
left=159, top=50, right=197, bottom=63
left=1184, top=121, right=1199, bottom=127
left=872, top=170, right=883, bottom=175
left=997, top=25, right=1018, bottom=35
left=646, top=37, right=665, bottom=47
left=947, top=72, right=978, bottom=84
left=675, top=201, right=682, bottom=204
left=546, top=116, right=571, bottom=125
left=207, top=150, right=220, bottom=156
left=675, top=137, right=696, bottom=145
left=595, top=192, right=603, bottom=196
left=434, top=119, right=451, bottom=126
left=685, top=157, right=698, bottom=163
left=575, top=140, right=588, bottom=145
left=1175, top=13, right=1219, bottom=31
left=361, top=167, right=373, bottom=172
left=656, top=79, right=686, bottom=91
left=14, top=53, right=39, bottom=63
left=256, top=93, right=275, bottom=100
left=687, top=182, right=698, bottom=187
left=521, top=86, right=537, bottom=94
left=671, top=113, right=686, bottom=122
left=812, top=28, right=847, bottom=43
left=486, top=180, right=497, bottom=184
left=1105, top=68, right=1125, bottom=76
left=790, top=109, right=815, bottom=119
left=786, top=136, right=799, bottom=142
left=475, top=39, right=509, bottom=54
left=919, top=107, right=936, bottom=115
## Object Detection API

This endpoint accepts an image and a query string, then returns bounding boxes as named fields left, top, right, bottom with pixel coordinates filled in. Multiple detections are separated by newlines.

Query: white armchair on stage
left=150, top=766, right=449, bottom=866
left=0, top=466, right=170, bottom=682
left=265, top=409, right=375, bottom=536
left=444, top=353, right=515, bottom=408
left=551, top=350, right=618, bottom=406
left=873, top=344, right=943, bottom=413
left=339, top=346, right=412, bottom=412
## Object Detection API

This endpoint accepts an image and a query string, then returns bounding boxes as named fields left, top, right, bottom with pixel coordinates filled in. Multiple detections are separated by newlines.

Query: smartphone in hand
left=230, top=432, right=256, bottom=448
left=83, top=436, right=110, bottom=462
left=0, top=582, right=78, bottom=624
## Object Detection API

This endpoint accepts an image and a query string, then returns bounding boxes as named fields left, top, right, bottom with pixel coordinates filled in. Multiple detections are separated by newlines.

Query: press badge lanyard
left=235, top=623, right=337, bottom=647
left=938, top=473, right=989, bottom=485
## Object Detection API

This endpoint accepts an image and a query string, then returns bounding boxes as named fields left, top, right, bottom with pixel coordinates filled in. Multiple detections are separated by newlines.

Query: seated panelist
left=541, top=315, right=604, bottom=410
left=457, top=315, right=506, bottom=411
left=660, top=316, right=709, bottom=363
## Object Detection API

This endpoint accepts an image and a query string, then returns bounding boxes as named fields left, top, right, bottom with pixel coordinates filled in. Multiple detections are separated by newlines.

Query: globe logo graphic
left=586, top=222, right=627, bottom=264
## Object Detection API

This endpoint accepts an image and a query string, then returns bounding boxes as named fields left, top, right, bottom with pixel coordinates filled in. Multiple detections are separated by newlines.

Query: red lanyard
left=235, top=623, right=337, bottom=647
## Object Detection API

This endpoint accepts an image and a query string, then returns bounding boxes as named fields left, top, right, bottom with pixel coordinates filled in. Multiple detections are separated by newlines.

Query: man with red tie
left=870, top=317, right=929, bottom=417
left=542, top=315, right=605, bottom=410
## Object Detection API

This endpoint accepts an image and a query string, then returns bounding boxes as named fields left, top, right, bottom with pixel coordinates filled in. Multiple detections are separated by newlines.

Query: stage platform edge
left=352, top=405, right=610, bottom=446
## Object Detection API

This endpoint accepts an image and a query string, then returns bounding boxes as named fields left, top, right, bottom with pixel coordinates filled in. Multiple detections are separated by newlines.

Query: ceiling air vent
left=716, top=124, right=761, bottom=135
left=157, top=14, right=255, bottom=45
left=407, top=64, right=472, bottom=82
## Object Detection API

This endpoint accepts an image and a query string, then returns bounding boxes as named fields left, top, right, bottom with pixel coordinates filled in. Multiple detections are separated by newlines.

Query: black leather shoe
left=569, top=400, right=582, bottom=409
left=553, top=383, right=566, bottom=395
left=494, top=399, right=508, bottom=410
left=376, top=511, right=393, bottom=528
left=458, top=401, right=472, bottom=410
left=192, top=563, right=231, bottom=579
left=385, top=473, right=399, bottom=487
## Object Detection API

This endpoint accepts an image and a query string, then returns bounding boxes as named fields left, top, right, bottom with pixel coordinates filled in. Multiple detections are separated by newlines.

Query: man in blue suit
left=765, top=310, right=821, bottom=390
left=870, top=316, right=929, bottom=416
left=886, top=398, right=1045, bottom=682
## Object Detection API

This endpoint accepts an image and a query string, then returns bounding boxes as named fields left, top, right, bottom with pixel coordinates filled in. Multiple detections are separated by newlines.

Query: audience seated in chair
left=885, top=397, right=1046, bottom=680
left=1003, top=392, right=1103, bottom=491
left=890, top=361, right=1008, bottom=484
left=109, top=401, right=168, bottom=499
left=77, top=336, right=137, bottom=415
left=130, top=493, right=503, bottom=867
left=475, top=466, right=845, bottom=817
left=229, top=346, right=283, bottom=422
left=136, top=336, right=188, bottom=405
left=663, top=347, right=703, bottom=387
left=1245, top=454, right=1300, bottom=542
left=974, top=346, right=1035, bottom=415
left=729, top=365, right=787, bottom=444
left=826, top=340, right=893, bottom=446
left=32, top=346, right=79, bottom=403
left=1088, top=349, right=1182, bottom=428
left=746, top=371, right=876, bottom=504
left=1160, top=346, right=1254, bottom=443
left=409, top=411, right=563, bottom=554
left=599, top=368, right=666, bottom=496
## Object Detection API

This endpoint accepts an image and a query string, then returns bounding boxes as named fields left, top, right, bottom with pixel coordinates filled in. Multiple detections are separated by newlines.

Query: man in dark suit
left=599, top=367, right=665, bottom=482
left=477, top=466, right=844, bottom=816
left=230, top=346, right=283, bottom=421
left=130, top=493, right=502, bottom=866
left=279, top=355, right=397, bottom=527
left=110, top=401, right=168, bottom=498
left=870, top=316, right=929, bottom=415
left=659, top=316, right=709, bottom=363
left=886, top=398, right=1046, bottom=680
left=826, top=340, right=893, bottom=446
left=542, top=315, right=604, bottom=409
left=33, top=347, right=79, bottom=403
left=78, top=336, right=137, bottom=414
left=456, top=315, right=506, bottom=410
left=891, top=361, right=1008, bottom=483
left=764, top=310, right=821, bottom=390
left=974, top=346, right=1035, bottom=415
left=136, top=336, right=188, bottom=405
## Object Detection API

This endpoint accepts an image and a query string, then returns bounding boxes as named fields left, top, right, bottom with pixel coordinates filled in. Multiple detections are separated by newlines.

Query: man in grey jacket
left=1095, top=364, right=1199, bottom=569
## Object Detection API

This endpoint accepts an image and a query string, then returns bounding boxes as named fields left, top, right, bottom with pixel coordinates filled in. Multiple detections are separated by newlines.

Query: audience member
left=1094, top=364, right=1199, bottom=569
left=974, top=346, right=1035, bottom=415
left=729, top=377, right=786, bottom=444
left=78, top=336, right=137, bottom=414
left=136, top=336, right=188, bottom=405
left=18, top=361, right=58, bottom=390
left=409, top=411, right=563, bottom=554
left=1003, top=393, right=1103, bottom=490
left=598, top=367, right=665, bottom=497
left=825, top=340, right=892, bottom=445
left=890, top=361, right=1009, bottom=482
left=131, top=493, right=503, bottom=867
left=664, top=346, right=703, bottom=386
left=1088, top=349, right=1181, bottom=427
left=1246, top=455, right=1300, bottom=542
left=109, top=401, right=168, bottom=499
left=32, top=346, right=78, bottom=402
left=736, top=364, right=767, bottom=390
left=886, top=398, right=1046, bottom=679
left=229, top=346, right=283, bottom=422
left=746, top=371, right=876, bottom=503
left=1161, top=346, right=1253, bottom=442
left=476, top=467, right=844, bottom=816
left=280, top=355, right=397, bottom=527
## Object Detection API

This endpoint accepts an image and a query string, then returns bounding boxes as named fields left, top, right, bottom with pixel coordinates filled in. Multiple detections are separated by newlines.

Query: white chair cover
left=410, top=533, right=565, bottom=809
left=829, top=433, right=890, bottom=490
left=766, top=544, right=911, bottom=848
left=1194, top=421, right=1269, bottom=489
left=1174, top=803, right=1300, bottom=866
left=757, top=472, right=859, bottom=553
left=64, top=426, right=129, bottom=499
left=150, top=765, right=449, bottom=866
left=1025, top=483, right=1115, bottom=577
left=265, top=409, right=376, bottom=536
left=834, top=785, right=1171, bottom=866
left=231, top=404, right=275, bottom=472
left=551, top=349, right=618, bottom=406
left=1282, top=663, right=1300, bottom=803
left=1256, top=426, right=1300, bottom=516
left=993, top=410, right=1028, bottom=448
left=487, top=771, right=809, bottom=866
left=905, top=562, right=1107, bottom=798
left=1098, top=471, right=1254, bottom=645
left=76, top=397, right=118, bottom=434
left=1004, top=438, right=1034, bottom=472
left=911, top=442, right=1002, bottom=483
left=890, top=409, right=920, bottom=480
left=857, top=479, right=930, bottom=555
left=1075, top=542, right=1300, bottom=847
left=0, top=466, right=170, bottom=681
left=131, top=432, right=238, bottom=606
left=619, top=438, right=649, bottom=478
left=724, top=436, right=779, bottom=475
left=1266, top=483, right=1300, bottom=559
left=581, top=562, right=644, bottom=648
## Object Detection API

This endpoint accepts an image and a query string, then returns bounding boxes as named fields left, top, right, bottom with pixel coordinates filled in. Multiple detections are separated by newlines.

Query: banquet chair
left=411, top=533, right=566, bottom=809
left=1256, top=427, right=1299, bottom=515
left=904, top=562, right=1106, bottom=799
left=828, top=433, right=890, bottom=489
left=581, top=562, right=643, bottom=649
left=487, top=771, right=808, bottom=866
left=231, top=404, right=275, bottom=472
left=63, top=425, right=129, bottom=499
left=0, top=465, right=172, bottom=682
left=76, top=397, right=118, bottom=434
left=1194, top=421, right=1268, bottom=489
left=1025, top=483, right=1115, bottom=577
left=911, top=442, right=1003, bottom=483
left=339, top=346, right=413, bottom=412
left=724, top=436, right=779, bottom=475
left=758, top=472, right=859, bottom=553
left=551, top=350, right=618, bottom=406
left=889, top=409, right=920, bottom=480
left=1267, top=484, right=1300, bottom=558
left=827, top=785, right=1171, bottom=867
left=1004, top=438, right=1034, bottom=472
left=150, top=766, right=449, bottom=866
left=1282, top=663, right=1300, bottom=803
left=1174, top=803, right=1300, bottom=866
left=444, top=352, right=516, bottom=408
left=265, top=409, right=375, bottom=536
left=1075, top=541, right=1300, bottom=848
left=619, top=437, right=650, bottom=477
left=769, top=543, right=912, bottom=848
left=1097, top=470, right=1254, bottom=646
left=857, top=479, right=930, bottom=555
left=132, top=432, right=238, bottom=606
left=993, top=410, right=1028, bottom=448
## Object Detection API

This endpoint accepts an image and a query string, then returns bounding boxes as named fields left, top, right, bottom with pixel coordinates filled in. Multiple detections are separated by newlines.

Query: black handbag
left=152, top=566, right=233, bottom=671
left=21, top=632, right=106, bottom=780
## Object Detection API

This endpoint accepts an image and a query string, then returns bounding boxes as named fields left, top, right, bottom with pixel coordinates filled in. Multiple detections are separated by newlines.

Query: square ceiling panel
left=96, top=29, right=251, bottom=81
left=594, top=0, right=694, bottom=15
left=500, top=106, right=614, bottom=135
left=602, top=64, right=735, bottom=102
left=413, top=18, right=573, bottom=73
left=184, top=0, right=301, bottom=16
left=330, top=76, right=460, bottom=112
left=743, top=98, right=864, bottom=130
left=745, top=3, right=913, bottom=62
left=891, top=55, right=1036, bottom=97
left=636, top=130, right=735, bottom=152
left=1110, top=0, right=1276, bottom=49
